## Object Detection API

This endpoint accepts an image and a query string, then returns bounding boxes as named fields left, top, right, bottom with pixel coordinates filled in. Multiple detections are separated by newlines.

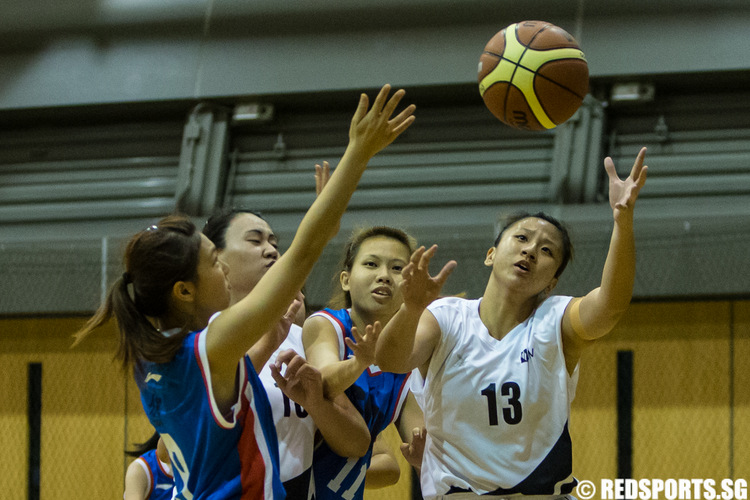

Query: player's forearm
left=287, top=149, right=368, bottom=262
left=375, top=304, right=421, bottom=373
left=320, top=357, right=368, bottom=399
left=307, top=397, right=370, bottom=457
left=231, top=150, right=370, bottom=357
left=601, top=219, right=636, bottom=312
left=247, top=333, right=280, bottom=372
left=582, top=219, right=636, bottom=338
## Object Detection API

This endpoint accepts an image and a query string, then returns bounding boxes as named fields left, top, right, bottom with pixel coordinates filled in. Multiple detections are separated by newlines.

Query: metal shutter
left=0, top=121, right=182, bottom=227
left=225, top=98, right=563, bottom=303
left=574, top=87, right=750, bottom=298
left=0, top=118, right=183, bottom=314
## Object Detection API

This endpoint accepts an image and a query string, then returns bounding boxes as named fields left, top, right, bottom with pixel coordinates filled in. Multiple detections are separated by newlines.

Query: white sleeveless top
left=415, top=295, right=579, bottom=498
left=258, top=325, right=317, bottom=485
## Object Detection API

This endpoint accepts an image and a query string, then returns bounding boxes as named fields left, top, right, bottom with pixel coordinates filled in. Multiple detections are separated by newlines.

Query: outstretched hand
left=313, top=160, right=339, bottom=235
left=604, top=146, right=649, bottom=224
left=349, top=84, right=416, bottom=160
left=345, top=321, right=381, bottom=368
left=400, top=245, right=457, bottom=312
left=266, top=292, right=304, bottom=350
left=400, top=427, right=427, bottom=470
left=315, top=161, right=331, bottom=196
left=270, top=349, right=324, bottom=410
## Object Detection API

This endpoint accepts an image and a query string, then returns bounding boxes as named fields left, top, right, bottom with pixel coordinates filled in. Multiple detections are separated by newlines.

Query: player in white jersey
left=203, top=207, right=371, bottom=498
left=376, top=148, right=649, bottom=499
left=258, top=325, right=317, bottom=496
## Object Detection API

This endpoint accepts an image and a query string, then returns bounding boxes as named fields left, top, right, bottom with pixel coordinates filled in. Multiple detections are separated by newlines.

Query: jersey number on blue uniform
left=161, top=433, right=194, bottom=499
left=326, top=456, right=367, bottom=500
left=481, top=382, right=522, bottom=425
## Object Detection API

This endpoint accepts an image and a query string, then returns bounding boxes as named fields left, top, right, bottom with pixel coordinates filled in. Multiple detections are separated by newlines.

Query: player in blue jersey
left=302, top=226, right=427, bottom=500
left=73, top=84, right=416, bottom=500
left=375, top=148, right=649, bottom=499
left=125, top=432, right=174, bottom=500
left=203, top=202, right=371, bottom=499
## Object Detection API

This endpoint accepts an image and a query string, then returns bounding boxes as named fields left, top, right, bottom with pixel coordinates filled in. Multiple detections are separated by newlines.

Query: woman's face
left=486, top=217, right=564, bottom=297
left=219, top=213, right=279, bottom=304
left=341, top=236, right=411, bottom=321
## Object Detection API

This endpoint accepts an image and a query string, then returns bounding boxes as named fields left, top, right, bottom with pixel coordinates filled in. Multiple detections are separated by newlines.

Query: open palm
left=604, top=146, right=649, bottom=223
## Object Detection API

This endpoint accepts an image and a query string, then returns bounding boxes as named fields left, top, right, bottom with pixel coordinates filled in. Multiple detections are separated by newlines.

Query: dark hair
left=72, top=214, right=203, bottom=367
left=202, top=208, right=266, bottom=250
left=328, top=226, right=417, bottom=309
left=125, top=431, right=160, bottom=458
left=493, top=211, right=573, bottom=278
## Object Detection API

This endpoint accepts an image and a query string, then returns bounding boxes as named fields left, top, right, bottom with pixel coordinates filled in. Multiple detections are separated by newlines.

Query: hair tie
left=121, top=272, right=137, bottom=304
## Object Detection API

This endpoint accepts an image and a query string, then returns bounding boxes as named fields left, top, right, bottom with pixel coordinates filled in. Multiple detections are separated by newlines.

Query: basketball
left=478, top=20, right=589, bottom=131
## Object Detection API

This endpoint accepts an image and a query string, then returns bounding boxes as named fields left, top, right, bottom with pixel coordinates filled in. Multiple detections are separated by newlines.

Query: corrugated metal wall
left=2, top=84, right=747, bottom=313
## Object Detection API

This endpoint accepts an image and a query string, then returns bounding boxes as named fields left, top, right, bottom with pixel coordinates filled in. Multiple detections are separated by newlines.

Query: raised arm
left=249, top=160, right=330, bottom=371
left=562, top=147, right=649, bottom=349
left=375, top=245, right=456, bottom=374
left=207, top=85, right=416, bottom=397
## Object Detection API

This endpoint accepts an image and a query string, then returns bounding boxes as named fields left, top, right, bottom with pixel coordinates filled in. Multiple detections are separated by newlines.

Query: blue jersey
left=309, top=308, right=411, bottom=500
left=136, top=319, right=285, bottom=500
left=135, top=449, right=174, bottom=500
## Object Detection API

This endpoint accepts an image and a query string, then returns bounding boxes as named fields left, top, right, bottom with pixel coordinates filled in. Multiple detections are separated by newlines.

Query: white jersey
left=258, top=324, right=317, bottom=495
left=415, top=295, right=579, bottom=498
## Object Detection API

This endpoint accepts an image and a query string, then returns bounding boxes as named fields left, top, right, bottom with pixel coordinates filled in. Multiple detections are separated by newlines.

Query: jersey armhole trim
left=135, top=457, right=154, bottom=498
left=195, top=329, right=243, bottom=430
left=309, top=310, right=347, bottom=361
left=389, top=372, right=412, bottom=425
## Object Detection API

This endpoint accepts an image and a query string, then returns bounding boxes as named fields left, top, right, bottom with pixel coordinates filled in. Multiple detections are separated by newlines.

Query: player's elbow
left=581, top=309, right=628, bottom=340
left=375, top=358, right=409, bottom=374
left=374, top=348, right=409, bottom=374
left=364, top=461, right=401, bottom=489
left=329, top=431, right=370, bottom=458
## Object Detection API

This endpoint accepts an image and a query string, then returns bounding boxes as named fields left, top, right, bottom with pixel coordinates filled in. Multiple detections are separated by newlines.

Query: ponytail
left=125, top=430, right=160, bottom=458
left=72, top=215, right=202, bottom=368
left=72, top=275, right=184, bottom=367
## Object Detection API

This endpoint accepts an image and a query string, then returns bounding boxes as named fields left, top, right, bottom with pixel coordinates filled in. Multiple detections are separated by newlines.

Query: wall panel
left=0, top=317, right=128, bottom=499
left=733, top=301, right=750, bottom=479
left=1, top=301, right=746, bottom=498
left=571, top=301, right=741, bottom=489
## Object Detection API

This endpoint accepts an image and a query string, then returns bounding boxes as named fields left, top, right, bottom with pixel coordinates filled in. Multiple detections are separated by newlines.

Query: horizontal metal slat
left=236, top=147, right=551, bottom=171
left=232, top=160, right=550, bottom=194
left=610, top=151, right=750, bottom=177
left=614, top=128, right=750, bottom=147
left=238, top=136, right=554, bottom=156
left=1, top=166, right=178, bottom=187
left=0, top=198, right=176, bottom=223
left=0, top=124, right=183, bottom=164
left=0, top=156, right=178, bottom=175
left=0, top=177, right=176, bottom=203
left=636, top=173, right=750, bottom=198
left=232, top=182, right=548, bottom=213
